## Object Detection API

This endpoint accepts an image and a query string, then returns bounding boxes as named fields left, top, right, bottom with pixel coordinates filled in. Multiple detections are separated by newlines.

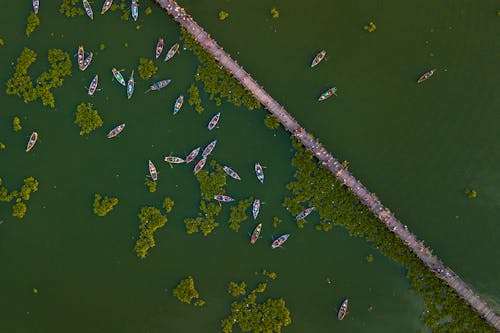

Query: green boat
left=112, top=68, right=126, bottom=86
left=318, top=87, right=337, bottom=101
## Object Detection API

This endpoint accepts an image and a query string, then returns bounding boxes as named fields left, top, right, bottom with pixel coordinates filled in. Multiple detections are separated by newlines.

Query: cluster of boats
left=310, top=50, right=338, bottom=102
left=155, top=38, right=180, bottom=62
left=78, top=0, right=140, bottom=21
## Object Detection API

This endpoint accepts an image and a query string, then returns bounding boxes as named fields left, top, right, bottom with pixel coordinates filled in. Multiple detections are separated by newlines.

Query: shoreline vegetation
left=0, top=177, right=39, bottom=220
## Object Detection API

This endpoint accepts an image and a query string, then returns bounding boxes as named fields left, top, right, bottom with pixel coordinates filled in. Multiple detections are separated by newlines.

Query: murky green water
left=0, top=0, right=498, bottom=332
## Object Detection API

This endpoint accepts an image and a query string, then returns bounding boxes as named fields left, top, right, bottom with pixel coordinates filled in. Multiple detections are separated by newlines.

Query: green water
left=0, top=0, right=498, bottom=332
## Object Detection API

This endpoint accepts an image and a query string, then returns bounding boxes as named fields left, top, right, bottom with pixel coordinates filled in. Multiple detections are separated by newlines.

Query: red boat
left=155, top=38, right=164, bottom=59
left=202, top=140, right=217, bottom=157
left=185, top=147, right=200, bottom=163
left=88, top=75, right=99, bottom=96
left=255, top=163, right=265, bottom=183
left=296, top=207, right=314, bottom=221
left=164, top=156, right=185, bottom=165
left=193, top=157, right=207, bottom=174
left=106, top=123, right=125, bottom=138
left=145, top=79, right=171, bottom=93
left=148, top=160, right=158, bottom=181
left=214, top=195, right=234, bottom=203
left=417, top=68, right=436, bottom=83
left=252, top=199, right=261, bottom=219
left=207, top=112, right=220, bottom=130
left=271, top=234, right=289, bottom=249
left=223, top=166, right=241, bottom=180
left=26, top=131, right=38, bottom=152
left=250, top=223, right=262, bottom=244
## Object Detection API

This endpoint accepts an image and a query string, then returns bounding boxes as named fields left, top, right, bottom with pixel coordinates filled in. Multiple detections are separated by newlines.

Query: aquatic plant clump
left=363, top=22, right=377, bottom=32
left=218, top=11, right=229, bottom=21
left=6, top=48, right=37, bottom=101
left=228, top=197, right=252, bottom=232
left=12, top=117, right=22, bottom=132
left=138, top=58, right=158, bottom=80
left=264, top=114, right=280, bottom=129
left=0, top=142, right=5, bottom=150
left=172, top=276, right=204, bottom=305
left=59, top=0, right=84, bottom=17
left=0, top=176, right=39, bottom=220
left=26, top=13, right=40, bottom=37
left=92, top=194, right=119, bottom=217
left=270, top=8, right=280, bottom=19
left=188, top=84, right=204, bottom=113
left=134, top=205, right=172, bottom=259
left=227, top=281, right=246, bottom=297
left=144, top=178, right=157, bottom=192
left=464, top=188, right=478, bottom=198
left=74, top=103, right=103, bottom=135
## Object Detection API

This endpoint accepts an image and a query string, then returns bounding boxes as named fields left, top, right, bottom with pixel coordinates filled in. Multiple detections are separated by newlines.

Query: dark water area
left=0, top=0, right=498, bottom=332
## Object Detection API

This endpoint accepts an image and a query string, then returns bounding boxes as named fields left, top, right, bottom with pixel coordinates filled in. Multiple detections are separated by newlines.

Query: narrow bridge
left=155, top=0, right=500, bottom=330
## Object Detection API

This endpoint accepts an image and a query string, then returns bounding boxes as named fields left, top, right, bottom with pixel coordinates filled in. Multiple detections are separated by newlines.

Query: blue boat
left=173, top=95, right=184, bottom=115
left=252, top=199, right=261, bottom=219
left=88, top=74, right=99, bottom=96
left=255, top=163, right=265, bottom=183
left=145, top=79, right=171, bottom=93
left=296, top=207, right=314, bottom=221
left=127, top=70, right=135, bottom=99
left=131, top=0, right=139, bottom=21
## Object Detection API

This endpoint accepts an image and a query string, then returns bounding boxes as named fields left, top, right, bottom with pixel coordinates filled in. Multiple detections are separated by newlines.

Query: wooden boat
left=83, top=0, right=93, bottom=20
left=337, top=299, right=349, bottom=320
left=252, top=199, right=261, bottom=219
left=193, top=157, right=207, bottom=174
left=311, top=50, right=326, bottom=68
left=88, top=74, right=99, bottom=96
left=255, top=163, right=265, bottom=183
left=131, top=0, right=138, bottom=21
left=77, top=46, right=85, bottom=69
left=155, top=38, right=164, bottom=59
left=145, top=79, right=171, bottom=93
left=81, top=52, right=93, bottom=71
left=164, top=43, right=179, bottom=62
left=318, top=87, right=337, bottom=101
left=214, top=195, right=234, bottom=203
left=148, top=160, right=158, bottom=181
left=202, top=140, right=217, bottom=157
left=164, top=156, right=185, bottom=164
left=101, top=0, right=113, bottom=14
left=33, top=0, right=39, bottom=14
left=106, top=123, right=125, bottom=138
left=112, top=68, right=126, bottom=86
left=207, top=112, right=220, bottom=130
left=417, top=68, right=436, bottom=83
left=223, top=166, right=241, bottom=180
left=185, top=147, right=201, bottom=163
left=250, top=223, right=262, bottom=244
left=296, top=207, right=314, bottom=221
left=26, top=131, right=38, bottom=152
left=271, top=234, right=289, bottom=249
left=173, top=95, right=184, bottom=115
left=127, top=70, right=135, bottom=99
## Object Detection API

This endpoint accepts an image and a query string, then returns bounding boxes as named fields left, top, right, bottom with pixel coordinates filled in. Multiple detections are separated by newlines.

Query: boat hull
left=26, top=132, right=38, bottom=152
left=417, top=68, right=436, bottom=83
left=185, top=147, right=200, bottom=163
left=271, top=234, right=289, bottom=249
left=148, top=160, right=158, bottom=181
left=337, top=299, right=349, bottom=320
left=208, top=112, right=220, bottom=130
left=250, top=223, right=262, bottom=244
left=255, top=163, right=265, bottom=183
left=107, top=123, right=125, bottom=138
left=311, top=50, right=326, bottom=67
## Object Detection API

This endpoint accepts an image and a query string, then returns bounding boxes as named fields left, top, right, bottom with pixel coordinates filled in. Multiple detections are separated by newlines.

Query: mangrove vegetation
left=263, top=114, right=280, bottom=129
left=26, top=13, right=40, bottom=38
left=74, top=103, right=103, bottom=135
left=0, top=176, right=39, bottom=220
left=228, top=197, right=253, bottom=232
left=92, top=194, right=119, bottom=217
left=144, top=177, right=157, bottom=193
left=12, top=116, right=22, bottom=132
left=134, top=202, right=174, bottom=259
left=59, top=0, right=84, bottom=17
left=138, top=57, right=158, bottom=80
left=188, top=83, right=204, bottom=113
left=172, top=276, right=205, bottom=306
left=227, top=281, right=246, bottom=297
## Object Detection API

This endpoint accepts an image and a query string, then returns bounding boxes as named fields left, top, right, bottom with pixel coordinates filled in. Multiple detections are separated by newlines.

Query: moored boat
left=112, top=68, right=126, bottom=86
left=318, top=87, right=337, bottom=101
left=252, top=199, right=261, bottom=219
left=145, top=79, right=171, bottom=93
left=255, top=163, right=265, bottom=183
left=193, top=156, right=207, bottom=174
left=173, top=95, right=184, bottom=115
left=271, top=234, right=289, bottom=249
left=106, top=123, right=125, bottom=138
left=148, top=160, right=158, bottom=181
left=81, top=52, right=93, bottom=71
left=223, top=166, right=241, bottom=180
left=164, top=156, right=185, bottom=164
left=164, top=43, right=179, bottom=62
left=296, top=207, right=314, bottom=221
left=202, top=140, right=217, bottom=157
left=101, top=0, right=113, bottom=14
left=77, top=46, right=85, bottom=69
left=127, top=70, right=135, bottom=99
left=185, top=147, right=201, bottom=163
left=417, top=68, right=436, bottom=83
left=214, top=195, right=234, bottom=203
left=88, top=74, right=99, bottom=96
left=131, top=0, right=138, bottom=21
left=83, top=0, right=93, bottom=19
left=311, top=50, right=326, bottom=68
left=250, top=223, right=262, bottom=244
left=26, top=131, right=38, bottom=152
left=33, top=0, right=39, bottom=14
left=155, top=38, right=164, bottom=59
left=207, top=112, right=220, bottom=130
left=337, top=299, right=349, bottom=320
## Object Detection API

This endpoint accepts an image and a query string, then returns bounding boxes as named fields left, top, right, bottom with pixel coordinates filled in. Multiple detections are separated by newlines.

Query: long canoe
left=26, top=131, right=38, bottom=152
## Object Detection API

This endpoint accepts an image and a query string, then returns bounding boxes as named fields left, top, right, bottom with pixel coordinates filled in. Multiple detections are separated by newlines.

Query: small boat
left=101, top=0, right=113, bottom=14
left=271, top=234, right=289, bottom=249
left=250, top=223, right=262, bottom=244
left=145, top=79, right=171, bottom=93
left=255, top=163, right=265, bottom=183
left=106, top=123, right=125, bottom=138
left=88, top=74, right=99, bottom=96
left=112, top=68, right=126, bottom=86
left=223, top=166, right=241, bottom=180
left=417, top=68, right=436, bottom=83
left=193, top=157, right=207, bottom=174
left=164, top=156, right=185, bottom=164
left=185, top=147, right=201, bottom=163
left=33, top=0, right=39, bottom=14
left=311, top=50, right=326, bottom=68
left=164, top=43, right=179, bottom=62
left=173, top=95, right=184, bottom=115
left=127, top=70, right=135, bottom=99
left=155, top=38, right=164, bottom=59
left=202, top=140, right=217, bottom=157
left=131, top=0, right=138, bottom=21
left=318, top=87, right=337, bottom=101
left=337, top=299, right=349, bottom=320
left=207, top=112, right=220, bottom=130
left=252, top=199, right=261, bottom=219
left=214, top=195, right=234, bottom=203
left=148, top=160, right=158, bottom=181
left=83, top=0, right=93, bottom=19
left=81, top=52, right=93, bottom=71
left=296, top=207, right=314, bottom=221
left=77, top=46, right=85, bottom=69
left=26, top=131, right=38, bottom=152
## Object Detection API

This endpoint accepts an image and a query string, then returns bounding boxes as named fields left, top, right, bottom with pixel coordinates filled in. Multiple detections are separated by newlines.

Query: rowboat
left=77, top=46, right=85, bottom=69
left=26, top=132, right=38, bottom=152
left=252, top=199, right=261, bottom=219
left=155, top=38, right=164, bottom=59
left=88, top=75, right=99, bottom=96
left=185, top=147, right=201, bottom=163
left=127, top=70, right=135, bottom=99
left=207, top=112, right=220, bottom=130
left=318, top=87, right=337, bottom=101
left=81, top=52, right=93, bottom=71
left=148, top=160, right=158, bottom=181
left=164, top=156, right=185, bottom=164
left=337, top=299, right=349, bottom=320
left=112, top=68, right=126, bottom=86
left=193, top=156, right=207, bottom=174
left=106, top=123, right=125, bottom=138
left=145, top=79, right=171, bottom=93
left=202, top=140, right=217, bottom=157
left=271, top=234, right=289, bottom=249
left=296, top=207, right=314, bottom=221
left=250, top=223, right=262, bottom=244
left=173, top=95, right=184, bottom=115
left=164, top=43, right=179, bottom=62
left=311, top=50, right=326, bottom=67
left=131, top=0, right=138, bottom=21
left=417, top=68, right=436, bottom=83
left=83, top=0, right=93, bottom=19
left=33, top=0, right=39, bottom=14
left=214, top=195, right=234, bottom=203
left=223, top=166, right=241, bottom=180
left=101, top=0, right=113, bottom=14
left=255, top=163, right=264, bottom=183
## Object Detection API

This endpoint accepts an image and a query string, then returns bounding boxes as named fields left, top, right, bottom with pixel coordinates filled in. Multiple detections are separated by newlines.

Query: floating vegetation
left=464, top=188, right=478, bottom=199
left=228, top=197, right=252, bottom=232
left=59, top=0, right=84, bottom=17
left=188, top=83, right=204, bottom=113
left=172, top=276, right=205, bottom=305
left=92, top=194, right=119, bottom=217
left=0, top=177, right=39, bottom=220
left=270, top=8, right=280, bottom=19
left=12, top=117, right=22, bottom=132
left=134, top=204, right=173, bottom=259
left=263, top=114, right=280, bottom=129
left=261, top=269, right=278, bottom=280
left=0, top=38, right=4, bottom=46
left=180, top=28, right=261, bottom=111
left=74, top=103, right=103, bottom=135
left=145, top=7, right=152, bottom=15
left=162, top=197, right=175, bottom=213
left=138, top=57, right=158, bottom=80
left=228, top=281, right=247, bottom=297
left=366, top=254, right=374, bottom=263
left=0, top=142, right=5, bottom=150
left=144, top=177, right=157, bottom=192
left=363, top=21, right=377, bottom=32
left=26, top=13, right=40, bottom=37
left=99, top=43, right=106, bottom=51
left=218, top=11, right=229, bottom=21
left=272, top=216, right=282, bottom=228
left=110, top=0, right=131, bottom=21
